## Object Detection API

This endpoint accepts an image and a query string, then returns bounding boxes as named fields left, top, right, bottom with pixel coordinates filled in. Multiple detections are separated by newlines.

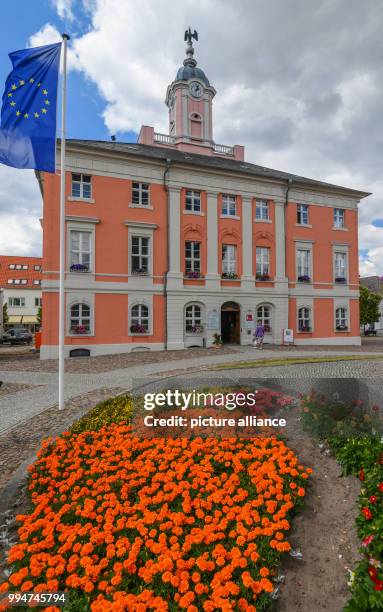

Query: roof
left=62, top=139, right=371, bottom=198
left=0, top=255, right=42, bottom=289
left=175, top=65, right=210, bottom=86
left=360, top=276, right=383, bottom=294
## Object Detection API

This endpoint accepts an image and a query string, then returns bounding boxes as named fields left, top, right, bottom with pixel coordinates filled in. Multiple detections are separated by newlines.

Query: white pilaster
left=275, top=201, right=288, bottom=284
left=205, top=191, right=220, bottom=290
left=241, top=196, right=255, bottom=290
left=166, top=186, right=183, bottom=289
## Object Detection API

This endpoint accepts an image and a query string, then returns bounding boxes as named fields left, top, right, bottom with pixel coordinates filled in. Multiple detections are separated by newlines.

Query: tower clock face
left=189, top=81, right=203, bottom=98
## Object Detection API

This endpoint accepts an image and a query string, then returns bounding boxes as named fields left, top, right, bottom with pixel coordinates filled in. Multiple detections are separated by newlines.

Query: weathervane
left=184, top=27, right=198, bottom=44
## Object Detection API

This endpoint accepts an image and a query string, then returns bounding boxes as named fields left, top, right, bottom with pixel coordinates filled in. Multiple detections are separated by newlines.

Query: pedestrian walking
left=253, top=320, right=265, bottom=349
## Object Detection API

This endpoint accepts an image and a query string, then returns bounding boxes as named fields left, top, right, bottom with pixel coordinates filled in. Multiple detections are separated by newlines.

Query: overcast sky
left=0, top=0, right=382, bottom=276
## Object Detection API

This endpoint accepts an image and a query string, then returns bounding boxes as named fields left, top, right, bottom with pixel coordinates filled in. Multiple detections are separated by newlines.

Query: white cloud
left=0, top=166, right=42, bottom=256
left=3, top=0, right=383, bottom=266
left=52, top=0, right=74, bottom=21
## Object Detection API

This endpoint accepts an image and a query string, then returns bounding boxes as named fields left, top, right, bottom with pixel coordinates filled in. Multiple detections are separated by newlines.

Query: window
left=257, top=305, right=271, bottom=332
left=21, top=279, right=27, bottom=284
left=335, top=307, right=348, bottom=331
left=221, top=194, right=237, bottom=216
left=34, top=265, right=41, bottom=271
left=9, top=263, right=28, bottom=270
left=297, top=249, right=311, bottom=281
left=185, top=304, right=202, bottom=333
left=185, top=241, right=201, bottom=276
left=71, top=174, right=92, bottom=199
left=35, top=297, right=42, bottom=307
left=222, top=245, right=237, bottom=276
left=298, top=307, right=311, bottom=332
left=297, top=204, right=309, bottom=225
left=70, top=230, right=91, bottom=271
left=130, top=304, right=149, bottom=333
left=256, top=200, right=269, bottom=220
left=185, top=190, right=201, bottom=212
left=132, top=182, right=150, bottom=206
left=334, top=208, right=345, bottom=228
left=256, top=247, right=270, bottom=279
left=70, top=303, right=91, bottom=334
left=8, top=279, right=28, bottom=285
left=33, top=280, right=41, bottom=285
left=334, top=252, right=347, bottom=282
left=131, top=236, right=150, bottom=274
left=8, top=297, right=25, bottom=307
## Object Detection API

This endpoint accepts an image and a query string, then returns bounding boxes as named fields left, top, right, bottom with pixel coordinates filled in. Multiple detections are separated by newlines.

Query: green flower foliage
left=70, top=394, right=133, bottom=434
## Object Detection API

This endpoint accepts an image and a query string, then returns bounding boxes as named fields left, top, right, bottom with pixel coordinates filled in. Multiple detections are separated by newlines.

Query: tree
left=37, top=306, right=42, bottom=326
left=3, top=303, right=8, bottom=326
left=360, top=285, right=382, bottom=333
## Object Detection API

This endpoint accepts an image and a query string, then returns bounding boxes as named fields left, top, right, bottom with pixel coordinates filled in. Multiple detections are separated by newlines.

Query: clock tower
left=165, top=28, right=216, bottom=150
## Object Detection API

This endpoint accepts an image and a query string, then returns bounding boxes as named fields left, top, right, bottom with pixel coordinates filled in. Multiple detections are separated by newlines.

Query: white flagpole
left=58, top=33, right=70, bottom=410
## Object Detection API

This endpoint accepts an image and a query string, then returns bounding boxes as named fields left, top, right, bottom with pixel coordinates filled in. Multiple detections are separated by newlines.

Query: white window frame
left=221, top=194, right=237, bottom=217
left=33, top=280, right=41, bottom=285
left=256, top=304, right=272, bottom=333
left=185, top=241, right=201, bottom=275
left=71, top=173, right=92, bottom=200
left=297, top=248, right=311, bottom=281
left=8, top=297, right=25, bottom=307
left=69, top=230, right=92, bottom=272
left=334, top=251, right=347, bottom=282
left=67, top=220, right=97, bottom=276
left=69, top=302, right=92, bottom=335
left=334, top=208, right=345, bottom=229
left=222, top=244, right=237, bottom=275
left=255, top=200, right=269, bottom=221
left=128, top=297, right=152, bottom=336
left=256, top=247, right=270, bottom=278
left=131, top=182, right=150, bottom=208
left=297, top=203, right=309, bottom=225
left=298, top=306, right=312, bottom=332
left=35, top=297, right=42, bottom=307
left=130, top=303, right=150, bottom=334
left=185, top=304, right=203, bottom=334
left=131, top=235, right=150, bottom=275
left=335, top=306, right=348, bottom=331
left=185, top=190, right=201, bottom=213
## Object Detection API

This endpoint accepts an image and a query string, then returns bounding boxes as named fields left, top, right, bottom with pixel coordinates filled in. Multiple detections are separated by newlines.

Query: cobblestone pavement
left=0, top=344, right=382, bottom=435
left=0, top=383, right=35, bottom=398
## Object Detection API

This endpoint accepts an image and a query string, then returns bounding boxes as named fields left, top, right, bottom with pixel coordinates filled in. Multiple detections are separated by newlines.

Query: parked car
left=1, top=328, right=33, bottom=345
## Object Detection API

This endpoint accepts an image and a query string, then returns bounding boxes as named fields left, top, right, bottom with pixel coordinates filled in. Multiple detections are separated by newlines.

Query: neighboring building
left=37, top=32, right=369, bottom=359
left=0, top=288, right=3, bottom=337
left=360, top=276, right=383, bottom=331
left=0, top=255, right=42, bottom=331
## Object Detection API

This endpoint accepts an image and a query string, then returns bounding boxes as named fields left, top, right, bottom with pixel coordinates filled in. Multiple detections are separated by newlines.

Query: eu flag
left=0, top=42, right=61, bottom=173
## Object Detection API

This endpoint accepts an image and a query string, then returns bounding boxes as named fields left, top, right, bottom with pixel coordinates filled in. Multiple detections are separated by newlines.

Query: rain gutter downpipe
left=163, top=158, right=171, bottom=349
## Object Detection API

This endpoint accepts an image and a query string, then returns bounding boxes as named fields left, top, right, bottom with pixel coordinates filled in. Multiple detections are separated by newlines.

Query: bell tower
left=165, top=28, right=216, bottom=151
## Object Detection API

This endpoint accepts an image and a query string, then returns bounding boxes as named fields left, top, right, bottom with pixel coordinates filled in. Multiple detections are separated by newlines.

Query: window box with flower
left=132, top=267, right=149, bottom=276
left=256, top=273, right=271, bottom=281
left=335, top=277, right=347, bottom=284
left=299, top=325, right=312, bottom=332
left=70, top=324, right=88, bottom=335
left=130, top=323, right=148, bottom=334
left=297, top=275, right=311, bottom=283
left=186, top=324, right=204, bottom=334
left=185, top=271, right=204, bottom=279
left=222, top=272, right=239, bottom=280
left=70, top=263, right=89, bottom=273
left=336, top=324, right=348, bottom=331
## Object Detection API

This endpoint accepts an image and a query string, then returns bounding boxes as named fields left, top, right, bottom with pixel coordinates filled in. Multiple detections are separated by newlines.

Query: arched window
left=131, top=304, right=149, bottom=333
left=70, top=303, right=91, bottom=334
left=298, top=307, right=311, bottom=332
left=335, top=307, right=348, bottom=330
left=257, top=305, right=272, bottom=332
left=185, top=304, right=202, bottom=333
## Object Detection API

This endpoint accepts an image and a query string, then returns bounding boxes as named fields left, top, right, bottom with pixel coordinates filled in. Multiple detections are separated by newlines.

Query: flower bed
left=0, top=392, right=311, bottom=612
left=300, top=392, right=383, bottom=610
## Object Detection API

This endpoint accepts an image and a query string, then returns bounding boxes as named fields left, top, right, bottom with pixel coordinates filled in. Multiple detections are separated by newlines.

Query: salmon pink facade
left=37, top=34, right=369, bottom=358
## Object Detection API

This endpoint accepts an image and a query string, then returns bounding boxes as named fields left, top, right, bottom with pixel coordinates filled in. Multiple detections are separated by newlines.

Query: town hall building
left=37, top=30, right=369, bottom=358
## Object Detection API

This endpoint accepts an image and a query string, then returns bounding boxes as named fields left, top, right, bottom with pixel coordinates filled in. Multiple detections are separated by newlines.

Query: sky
left=0, top=0, right=382, bottom=276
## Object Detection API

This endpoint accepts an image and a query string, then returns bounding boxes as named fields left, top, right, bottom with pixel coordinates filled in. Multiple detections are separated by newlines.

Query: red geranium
left=362, top=507, right=373, bottom=520
left=369, top=495, right=378, bottom=504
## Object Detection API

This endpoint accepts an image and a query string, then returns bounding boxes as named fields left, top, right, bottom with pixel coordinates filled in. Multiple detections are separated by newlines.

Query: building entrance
left=221, top=302, right=240, bottom=344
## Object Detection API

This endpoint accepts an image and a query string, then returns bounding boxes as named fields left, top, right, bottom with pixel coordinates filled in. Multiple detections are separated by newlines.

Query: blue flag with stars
left=0, top=42, right=61, bottom=173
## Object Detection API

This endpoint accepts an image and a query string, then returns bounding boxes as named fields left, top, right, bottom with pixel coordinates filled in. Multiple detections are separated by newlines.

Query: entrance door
left=221, top=302, right=240, bottom=344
